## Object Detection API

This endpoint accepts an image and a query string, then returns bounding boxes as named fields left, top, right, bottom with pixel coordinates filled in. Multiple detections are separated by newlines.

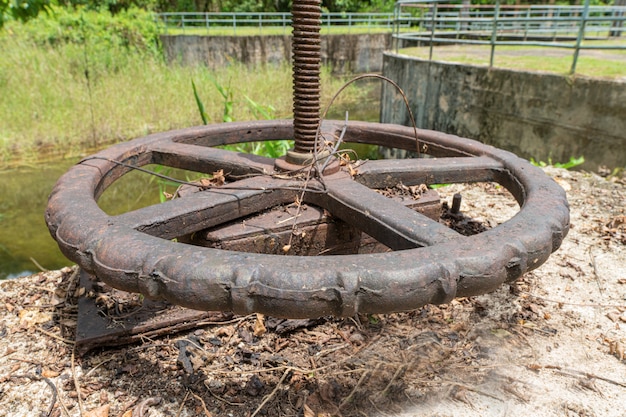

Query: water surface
left=0, top=161, right=164, bottom=279
left=0, top=81, right=381, bottom=279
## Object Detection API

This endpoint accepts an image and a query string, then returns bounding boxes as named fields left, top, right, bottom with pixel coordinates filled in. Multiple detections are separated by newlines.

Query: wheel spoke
left=310, top=177, right=462, bottom=250
left=151, top=140, right=276, bottom=176
left=114, top=176, right=298, bottom=239
left=355, top=156, right=504, bottom=188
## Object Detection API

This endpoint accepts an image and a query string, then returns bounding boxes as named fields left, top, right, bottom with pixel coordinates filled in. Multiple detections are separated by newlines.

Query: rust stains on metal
left=46, top=120, right=569, bottom=318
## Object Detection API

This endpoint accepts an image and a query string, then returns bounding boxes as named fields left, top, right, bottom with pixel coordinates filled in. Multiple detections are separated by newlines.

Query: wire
left=78, top=156, right=328, bottom=194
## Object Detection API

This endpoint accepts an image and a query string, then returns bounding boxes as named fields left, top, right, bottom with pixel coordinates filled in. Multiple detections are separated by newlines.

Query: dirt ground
left=1, top=167, right=625, bottom=417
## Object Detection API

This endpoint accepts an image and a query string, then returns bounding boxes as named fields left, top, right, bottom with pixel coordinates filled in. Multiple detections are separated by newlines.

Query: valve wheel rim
left=46, top=120, right=569, bottom=318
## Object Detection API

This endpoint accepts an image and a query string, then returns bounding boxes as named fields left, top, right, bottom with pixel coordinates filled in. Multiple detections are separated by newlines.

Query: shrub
left=6, top=5, right=160, bottom=56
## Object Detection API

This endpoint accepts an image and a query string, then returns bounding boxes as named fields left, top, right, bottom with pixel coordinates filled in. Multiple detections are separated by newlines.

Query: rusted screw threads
left=292, top=0, right=322, bottom=154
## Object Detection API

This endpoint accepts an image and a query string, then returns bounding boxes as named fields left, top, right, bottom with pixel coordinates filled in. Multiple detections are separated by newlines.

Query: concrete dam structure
left=161, top=34, right=626, bottom=171
left=379, top=53, right=625, bottom=171
left=160, top=33, right=391, bottom=74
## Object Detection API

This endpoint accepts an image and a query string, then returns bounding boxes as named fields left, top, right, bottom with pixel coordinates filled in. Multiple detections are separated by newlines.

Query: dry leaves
left=84, top=404, right=110, bottom=417
left=1, top=170, right=625, bottom=417
left=18, top=310, right=52, bottom=329
left=164, top=169, right=227, bottom=200
left=253, top=314, right=267, bottom=337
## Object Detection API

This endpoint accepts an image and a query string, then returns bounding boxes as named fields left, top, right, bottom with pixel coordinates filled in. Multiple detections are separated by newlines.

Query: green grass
left=398, top=39, right=626, bottom=79
left=0, top=30, right=368, bottom=168
left=530, top=156, right=585, bottom=170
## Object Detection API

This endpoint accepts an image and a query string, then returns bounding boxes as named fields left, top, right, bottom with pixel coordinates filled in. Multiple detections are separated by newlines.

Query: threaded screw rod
left=291, top=0, right=322, bottom=154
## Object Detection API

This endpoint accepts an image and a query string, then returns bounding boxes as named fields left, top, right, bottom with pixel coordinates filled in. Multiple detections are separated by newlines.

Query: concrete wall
left=381, top=53, right=626, bottom=171
left=160, top=33, right=392, bottom=74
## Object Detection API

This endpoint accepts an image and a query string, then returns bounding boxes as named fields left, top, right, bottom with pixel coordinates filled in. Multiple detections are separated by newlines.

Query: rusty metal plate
left=75, top=268, right=218, bottom=354
left=46, top=120, right=569, bottom=318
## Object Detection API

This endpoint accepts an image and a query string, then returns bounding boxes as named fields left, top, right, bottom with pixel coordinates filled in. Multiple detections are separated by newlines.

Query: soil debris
left=1, top=167, right=625, bottom=416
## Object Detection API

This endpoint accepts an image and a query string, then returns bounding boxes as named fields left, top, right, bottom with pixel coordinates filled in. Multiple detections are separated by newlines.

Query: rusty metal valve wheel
left=46, top=119, right=569, bottom=318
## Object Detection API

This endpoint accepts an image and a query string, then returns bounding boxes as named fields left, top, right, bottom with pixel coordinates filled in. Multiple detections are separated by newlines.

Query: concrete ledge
left=381, top=53, right=626, bottom=171
left=160, top=33, right=392, bottom=74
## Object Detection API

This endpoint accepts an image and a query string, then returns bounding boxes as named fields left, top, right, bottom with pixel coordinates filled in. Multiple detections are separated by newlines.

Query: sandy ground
left=0, top=167, right=624, bottom=417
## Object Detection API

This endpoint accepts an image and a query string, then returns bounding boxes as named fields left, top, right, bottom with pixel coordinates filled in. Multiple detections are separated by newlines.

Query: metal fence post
left=490, top=0, right=501, bottom=68
left=393, top=3, right=399, bottom=53
left=610, top=5, right=625, bottom=37
left=162, top=14, right=168, bottom=35
left=429, top=3, right=437, bottom=61
left=571, top=0, right=591, bottom=75
left=523, top=8, right=530, bottom=41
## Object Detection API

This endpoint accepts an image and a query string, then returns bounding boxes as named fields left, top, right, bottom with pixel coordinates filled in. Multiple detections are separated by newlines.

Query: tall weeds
left=0, top=12, right=366, bottom=168
left=0, top=36, right=288, bottom=165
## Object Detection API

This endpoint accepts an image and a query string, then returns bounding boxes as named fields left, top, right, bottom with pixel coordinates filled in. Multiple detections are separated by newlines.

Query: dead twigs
left=339, top=363, right=381, bottom=409
left=71, top=348, right=84, bottom=416
left=175, top=390, right=190, bottom=417
left=541, top=365, right=626, bottom=389
left=189, top=391, right=212, bottom=417
left=251, top=369, right=290, bottom=417
left=35, top=327, right=75, bottom=345
left=588, top=247, right=604, bottom=297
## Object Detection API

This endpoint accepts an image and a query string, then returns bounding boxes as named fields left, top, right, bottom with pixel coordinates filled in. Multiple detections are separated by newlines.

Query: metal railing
left=157, top=12, right=408, bottom=35
left=393, top=0, right=626, bottom=74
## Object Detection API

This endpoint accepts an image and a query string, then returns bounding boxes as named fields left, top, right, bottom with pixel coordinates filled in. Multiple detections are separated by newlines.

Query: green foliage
left=359, top=0, right=395, bottom=13
left=147, top=164, right=177, bottom=203
left=207, top=73, right=234, bottom=123
left=0, top=0, right=51, bottom=29
left=530, top=156, right=585, bottom=170
left=154, top=0, right=394, bottom=14
left=193, top=72, right=278, bottom=126
left=11, top=5, right=161, bottom=56
left=0, top=5, right=162, bottom=162
left=322, top=0, right=394, bottom=13
left=192, top=74, right=291, bottom=158
left=55, top=0, right=158, bottom=14
left=232, top=139, right=292, bottom=159
left=0, top=7, right=372, bottom=166
left=244, top=95, right=275, bottom=121
left=191, top=79, right=210, bottom=125
left=367, top=314, right=380, bottom=324
left=322, top=0, right=359, bottom=13
left=155, top=0, right=289, bottom=13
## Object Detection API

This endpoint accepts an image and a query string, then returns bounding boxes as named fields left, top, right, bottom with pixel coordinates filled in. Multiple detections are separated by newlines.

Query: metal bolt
left=451, top=193, right=462, bottom=214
